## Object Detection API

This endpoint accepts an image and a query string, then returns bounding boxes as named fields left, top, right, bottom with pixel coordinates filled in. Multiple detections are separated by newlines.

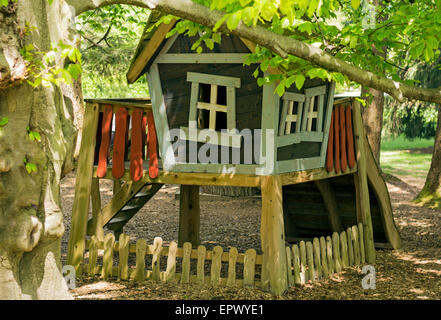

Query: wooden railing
left=79, top=223, right=367, bottom=288
left=87, top=99, right=159, bottom=182
left=325, top=100, right=356, bottom=173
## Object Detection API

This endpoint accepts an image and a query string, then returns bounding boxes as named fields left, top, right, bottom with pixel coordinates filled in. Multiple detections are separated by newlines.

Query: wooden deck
left=93, top=164, right=358, bottom=187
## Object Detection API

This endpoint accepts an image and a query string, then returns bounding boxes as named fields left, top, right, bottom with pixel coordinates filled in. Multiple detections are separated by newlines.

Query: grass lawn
left=381, top=135, right=434, bottom=151
left=380, top=136, right=434, bottom=181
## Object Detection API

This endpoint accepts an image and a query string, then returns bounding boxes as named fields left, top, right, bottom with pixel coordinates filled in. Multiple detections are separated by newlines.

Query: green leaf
left=47, top=0, right=54, bottom=5
left=0, top=0, right=9, bottom=7
left=29, top=131, right=41, bottom=142
left=257, top=77, right=265, bottom=86
left=296, top=0, right=309, bottom=11
left=26, top=162, right=37, bottom=174
left=213, top=14, right=229, bottom=32
left=351, top=0, right=360, bottom=9
left=239, top=0, right=252, bottom=6
left=294, top=74, right=305, bottom=90
left=227, top=13, right=241, bottom=31
left=276, top=82, right=286, bottom=97
left=0, top=117, right=8, bottom=127
left=355, top=97, right=366, bottom=107
left=349, top=36, right=358, bottom=49
left=204, top=38, right=214, bottom=50
left=67, top=64, right=82, bottom=80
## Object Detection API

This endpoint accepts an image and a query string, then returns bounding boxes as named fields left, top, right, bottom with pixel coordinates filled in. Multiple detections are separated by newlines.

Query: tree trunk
left=360, top=0, right=386, bottom=166
left=415, top=105, right=441, bottom=208
left=361, top=87, right=384, bottom=165
left=0, top=0, right=80, bottom=299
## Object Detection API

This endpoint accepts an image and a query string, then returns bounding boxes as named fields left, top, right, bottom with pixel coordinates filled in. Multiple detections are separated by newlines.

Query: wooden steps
left=87, top=182, right=164, bottom=238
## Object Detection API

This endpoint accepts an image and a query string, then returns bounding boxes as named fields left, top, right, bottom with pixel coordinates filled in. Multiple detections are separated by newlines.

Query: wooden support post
left=113, top=180, right=122, bottom=195
left=260, top=175, right=288, bottom=295
left=90, top=178, right=104, bottom=241
left=352, top=101, right=376, bottom=264
left=67, top=103, right=100, bottom=271
left=178, top=185, right=200, bottom=247
left=314, top=180, right=343, bottom=232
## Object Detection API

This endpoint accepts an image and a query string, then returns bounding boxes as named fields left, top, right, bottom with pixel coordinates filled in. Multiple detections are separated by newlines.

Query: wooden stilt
left=113, top=180, right=122, bottom=195
left=352, top=101, right=376, bottom=263
left=315, top=180, right=343, bottom=232
left=260, top=175, right=288, bottom=295
left=67, top=103, right=100, bottom=272
left=90, top=178, right=104, bottom=241
left=178, top=185, right=200, bottom=246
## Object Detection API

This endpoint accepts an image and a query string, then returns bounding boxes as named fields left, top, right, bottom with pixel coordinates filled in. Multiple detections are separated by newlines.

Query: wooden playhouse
left=67, top=13, right=402, bottom=294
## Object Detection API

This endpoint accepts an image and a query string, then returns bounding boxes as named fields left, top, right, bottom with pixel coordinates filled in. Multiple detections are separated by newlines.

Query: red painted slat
left=334, top=106, right=341, bottom=174
left=326, top=110, right=334, bottom=173
left=96, top=105, right=113, bottom=178
left=141, top=115, right=147, bottom=160
left=147, top=111, right=159, bottom=179
left=130, top=108, right=144, bottom=182
left=112, top=107, right=128, bottom=179
left=339, top=104, right=347, bottom=173
left=346, top=104, right=356, bottom=169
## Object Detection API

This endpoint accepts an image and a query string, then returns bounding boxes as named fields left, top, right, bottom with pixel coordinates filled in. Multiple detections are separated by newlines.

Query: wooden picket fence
left=83, top=235, right=264, bottom=287
left=286, top=223, right=366, bottom=285
left=81, top=223, right=366, bottom=288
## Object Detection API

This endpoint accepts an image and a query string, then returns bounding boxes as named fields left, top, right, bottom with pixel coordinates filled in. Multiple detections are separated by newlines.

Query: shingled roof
left=126, top=12, right=284, bottom=84
left=126, top=11, right=178, bottom=83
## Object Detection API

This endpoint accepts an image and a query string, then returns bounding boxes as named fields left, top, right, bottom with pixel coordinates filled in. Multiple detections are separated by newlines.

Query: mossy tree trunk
left=416, top=106, right=441, bottom=208
left=361, top=87, right=384, bottom=165
left=0, top=0, right=80, bottom=299
left=360, top=0, right=386, bottom=166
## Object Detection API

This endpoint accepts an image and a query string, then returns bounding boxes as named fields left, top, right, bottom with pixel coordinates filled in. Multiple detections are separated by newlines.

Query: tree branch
left=67, top=0, right=441, bottom=104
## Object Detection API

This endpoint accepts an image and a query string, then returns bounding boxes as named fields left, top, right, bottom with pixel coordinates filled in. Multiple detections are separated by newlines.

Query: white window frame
left=181, top=72, right=242, bottom=148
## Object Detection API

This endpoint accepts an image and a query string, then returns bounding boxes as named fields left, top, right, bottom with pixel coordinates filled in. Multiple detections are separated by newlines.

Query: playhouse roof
left=127, top=11, right=176, bottom=83
left=127, top=12, right=263, bottom=84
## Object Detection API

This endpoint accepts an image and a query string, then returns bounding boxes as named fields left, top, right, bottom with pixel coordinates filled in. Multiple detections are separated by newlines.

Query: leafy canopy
left=155, top=0, right=441, bottom=96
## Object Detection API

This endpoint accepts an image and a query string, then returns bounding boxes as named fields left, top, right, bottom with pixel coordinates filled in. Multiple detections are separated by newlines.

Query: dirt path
left=61, top=171, right=441, bottom=300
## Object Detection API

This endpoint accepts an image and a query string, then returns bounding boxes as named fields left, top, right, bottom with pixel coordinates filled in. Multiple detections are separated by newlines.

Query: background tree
left=360, top=0, right=387, bottom=164
left=0, top=0, right=80, bottom=299
left=412, top=59, right=441, bottom=208
left=75, top=4, right=149, bottom=98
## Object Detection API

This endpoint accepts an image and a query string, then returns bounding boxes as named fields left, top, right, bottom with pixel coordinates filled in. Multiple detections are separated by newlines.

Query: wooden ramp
left=364, top=133, right=402, bottom=249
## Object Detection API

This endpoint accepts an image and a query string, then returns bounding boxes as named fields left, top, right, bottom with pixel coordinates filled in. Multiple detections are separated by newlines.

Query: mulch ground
left=60, top=169, right=441, bottom=300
